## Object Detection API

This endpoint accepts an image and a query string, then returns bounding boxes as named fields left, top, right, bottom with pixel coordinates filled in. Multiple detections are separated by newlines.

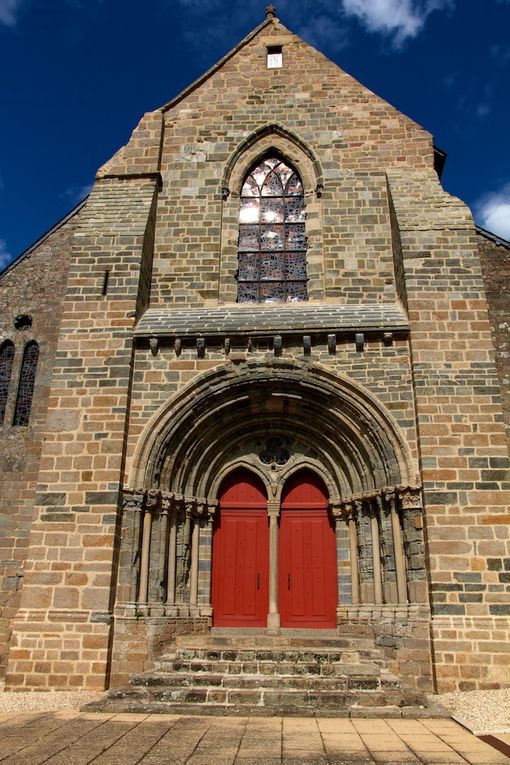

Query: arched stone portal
left=117, top=360, right=427, bottom=628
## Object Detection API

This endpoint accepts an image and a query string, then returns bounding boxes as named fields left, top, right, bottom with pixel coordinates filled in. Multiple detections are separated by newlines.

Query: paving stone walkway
left=0, top=712, right=507, bottom=765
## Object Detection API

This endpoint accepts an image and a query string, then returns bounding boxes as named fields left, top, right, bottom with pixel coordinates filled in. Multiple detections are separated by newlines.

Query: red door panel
left=212, top=470, right=269, bottom=627
left=279, top=471, right=337, bottom=628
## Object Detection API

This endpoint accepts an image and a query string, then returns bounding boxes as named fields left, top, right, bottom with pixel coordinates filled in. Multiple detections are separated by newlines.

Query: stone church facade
left=1, top=9, right=509, bottom=699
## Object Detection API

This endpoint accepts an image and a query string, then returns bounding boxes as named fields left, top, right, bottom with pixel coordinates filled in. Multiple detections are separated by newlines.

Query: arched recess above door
left=130, top=359, right=417, bottom=505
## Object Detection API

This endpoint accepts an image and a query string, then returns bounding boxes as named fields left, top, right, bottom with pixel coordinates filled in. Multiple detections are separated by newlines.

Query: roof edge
left=161, top=16, right=275, bottom=113
left=0, top=197, right=87, bottom=279
left=476, top=224, right=510, bottom=250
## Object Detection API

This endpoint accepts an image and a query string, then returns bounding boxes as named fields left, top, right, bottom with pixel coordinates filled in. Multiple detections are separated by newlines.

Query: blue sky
left=1, top=0, right=509, bottom=269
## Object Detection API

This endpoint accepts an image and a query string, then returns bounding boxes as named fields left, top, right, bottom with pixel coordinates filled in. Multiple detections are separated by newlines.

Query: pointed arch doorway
left=211, top=467, right=337, bottom=629
left=279, top=470, right=337, bottom=628
left=211, top=469, right=269, bottom=627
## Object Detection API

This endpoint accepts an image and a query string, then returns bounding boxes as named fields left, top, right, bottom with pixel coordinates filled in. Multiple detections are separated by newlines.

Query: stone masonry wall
left=96, top=18, right=433, bottom=310
left=478, top=234, right=510, bottom=447
left=123, top=336, right=419, bottom=484
left=5, top=178, right=159, bottom=690
left=0, top=215, right=77, bottom=678
left=388, top=171, right=510, bottom=691
left=151, top=22, right=433, bottom=308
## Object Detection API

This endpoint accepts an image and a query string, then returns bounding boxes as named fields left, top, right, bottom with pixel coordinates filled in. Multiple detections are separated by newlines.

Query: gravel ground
left=0, top=682, right=102, bottom=713
left=431, top=690, right=510, bottom=736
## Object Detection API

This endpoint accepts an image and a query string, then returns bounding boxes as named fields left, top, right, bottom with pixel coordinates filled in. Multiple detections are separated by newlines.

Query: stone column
left=346, top=503, right=360, bottom=605
left=197, top=500, right=216, bottom=613
left=165, top=495, right=177, bottom=607
left=119, top=489, right=145, bottom=605
left=386, top=489, right=407, bottom=604
left=377, top=492, right=396, bottom=603
left=331, top=502, right=351, bottom=607
left=188, top=500, right=200, bottom=607
left=138, top=503, right=152, bottom=605
left=399, top=486, right=427, bottom=603
left=267, top=501, right=280, bottom=632
left=370, top=500, right=383, bottom=605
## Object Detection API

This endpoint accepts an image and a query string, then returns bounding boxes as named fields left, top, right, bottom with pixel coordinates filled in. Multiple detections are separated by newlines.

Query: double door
left=211, top=469, right=337, bottom=628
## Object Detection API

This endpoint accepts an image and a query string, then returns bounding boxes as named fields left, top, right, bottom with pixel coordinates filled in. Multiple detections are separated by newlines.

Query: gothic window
left=13, top=341, right=39, bottom=427
left=237, top=157, right=307, bottom=303
left=0, top=341, right=15, bottom=427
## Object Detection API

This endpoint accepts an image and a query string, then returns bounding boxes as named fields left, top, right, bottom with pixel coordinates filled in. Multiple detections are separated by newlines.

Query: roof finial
left=266, top=5, right=277, bottom=20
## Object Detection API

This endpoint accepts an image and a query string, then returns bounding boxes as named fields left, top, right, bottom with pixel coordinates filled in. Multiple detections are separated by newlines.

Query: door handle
left=288, top=574, right=291, bottom=590
left=257, top=573, right=260, bottom=590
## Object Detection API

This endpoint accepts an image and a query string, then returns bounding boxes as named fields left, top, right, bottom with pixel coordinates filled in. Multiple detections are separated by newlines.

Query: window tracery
left=237, top=157, right=308, bottom=303
left=13, top=341, right=39, bottom=427
left=0, top=341, right=15, bottom=427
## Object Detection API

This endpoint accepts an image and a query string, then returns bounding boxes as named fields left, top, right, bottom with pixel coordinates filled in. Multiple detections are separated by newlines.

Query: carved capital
left=207, top=499, right=219, bottom=520
left=185, top=497, right=197, bottom=518
left=195, top=499, right=209, bottom=518
left=122, top=488, right=145, bottom=512
left=398, top=485, right=422, bottom=510
left=161, top=492, right=176, bottom=515
left=342, top=500, right=356, bottom=522
left=145, top=489, right=161, bottom=513
left=383, top=486, right=397, bottom=512
left=329, top=502, right=343, bottom=520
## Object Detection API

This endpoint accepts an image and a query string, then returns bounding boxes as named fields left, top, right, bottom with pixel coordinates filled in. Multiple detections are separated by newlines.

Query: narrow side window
left=0, top=341, right=15, bottom=426
left=13, top=341, right=39, bottom=427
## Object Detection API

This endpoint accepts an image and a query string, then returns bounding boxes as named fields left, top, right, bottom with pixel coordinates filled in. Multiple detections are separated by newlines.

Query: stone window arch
left=237, top=156, right=308, bottom=303
left=219, top=127, right=324, bottom=304
left=13, top=341, right=39, bottom=427
left=0, top=340, right=15, bottom=426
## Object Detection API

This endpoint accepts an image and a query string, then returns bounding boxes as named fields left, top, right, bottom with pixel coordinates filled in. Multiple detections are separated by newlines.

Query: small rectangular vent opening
left=267, top=45, right=283, bottom=68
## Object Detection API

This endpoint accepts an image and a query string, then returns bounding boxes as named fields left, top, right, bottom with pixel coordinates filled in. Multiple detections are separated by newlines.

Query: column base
left=267, top=612, right=280, bottom=634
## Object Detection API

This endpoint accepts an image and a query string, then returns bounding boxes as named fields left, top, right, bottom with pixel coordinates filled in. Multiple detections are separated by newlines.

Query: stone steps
left=162, top=658, right=384, bottom=676
left=105, top=684, right=424, bottom=710
left=176, top=635, right=377, bottom=650
left=87, top=700, right=435, bottom=718
left=132, top=671, right=401, bottom=691
left=81, top=631, right=446, bottom=718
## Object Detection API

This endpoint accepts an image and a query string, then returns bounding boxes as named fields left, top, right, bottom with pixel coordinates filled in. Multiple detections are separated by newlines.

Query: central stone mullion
left=267, top=501, right=280, bottom=633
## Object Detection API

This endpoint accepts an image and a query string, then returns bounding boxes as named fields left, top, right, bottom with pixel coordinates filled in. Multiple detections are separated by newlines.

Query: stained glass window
left=0, top=341, right=15, bottom=427
left=13, top=342, right=39, bottom=427
left=238, top=157, right=308, bottom=303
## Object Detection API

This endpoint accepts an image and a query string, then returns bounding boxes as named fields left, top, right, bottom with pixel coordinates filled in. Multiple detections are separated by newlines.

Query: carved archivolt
left=130, top=359, right=418, bottom=503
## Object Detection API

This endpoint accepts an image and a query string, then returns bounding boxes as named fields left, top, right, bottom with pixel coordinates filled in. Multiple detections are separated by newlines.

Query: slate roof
left=135, top=303, right=409, bottom=338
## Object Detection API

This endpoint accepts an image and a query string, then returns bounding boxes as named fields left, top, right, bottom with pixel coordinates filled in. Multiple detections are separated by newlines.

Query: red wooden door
left=212, top=470, right=269, bottom=627
left=279, top=470, right=337, bottom=628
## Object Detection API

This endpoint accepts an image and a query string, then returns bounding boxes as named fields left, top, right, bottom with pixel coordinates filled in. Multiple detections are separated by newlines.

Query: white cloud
left=0, top=239, right=13, bottom=271
left=0, top=0, right=23, bottom=27
left=476, top=183, right=510, bottom=241
left=340, top=0, right=454, bottom=46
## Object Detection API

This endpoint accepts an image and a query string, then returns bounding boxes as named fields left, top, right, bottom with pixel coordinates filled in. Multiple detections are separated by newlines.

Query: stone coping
left=135, top=303, right=409, bottom=338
